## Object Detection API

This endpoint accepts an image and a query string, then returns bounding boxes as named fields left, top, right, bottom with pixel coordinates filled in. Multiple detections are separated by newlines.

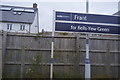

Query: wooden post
left=2, top=31, right=7, bottom=79
left=118, top=37, right=120, bottom=78
left=0, top=32, right=3, bottom=79
left=20, top=38, right=25, bottom=78
left=105, top=41, right=111, bottom=77
left=74, top=33, right=80, bottom=77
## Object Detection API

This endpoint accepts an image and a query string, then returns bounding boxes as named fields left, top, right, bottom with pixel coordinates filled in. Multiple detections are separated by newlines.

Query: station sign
left=55, top=11, right=120, bottom=34
left=56, top=11, right=120, bottom=24
left=55, top=22, right=119, bottom=34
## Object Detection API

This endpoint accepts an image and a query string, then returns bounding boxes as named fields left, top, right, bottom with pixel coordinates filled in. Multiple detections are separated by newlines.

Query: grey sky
left=0, top=1, right=119, bottom=31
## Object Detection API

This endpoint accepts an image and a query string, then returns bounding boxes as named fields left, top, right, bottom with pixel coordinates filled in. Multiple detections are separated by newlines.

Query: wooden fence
left=0, top=31, right=120, bottom=78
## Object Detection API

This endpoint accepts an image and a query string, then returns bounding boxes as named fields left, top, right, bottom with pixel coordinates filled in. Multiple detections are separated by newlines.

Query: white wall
left=1, top=22, right=30, bottom=33
left=30, top=12, right=39, bottom=33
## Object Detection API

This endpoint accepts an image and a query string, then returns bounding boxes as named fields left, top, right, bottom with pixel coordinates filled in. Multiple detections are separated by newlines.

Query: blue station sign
left=55, top=22, right=119, bottom=34
left=56, top=11, right=120, bottom=24
left=55, top=11, right=120, bottom=34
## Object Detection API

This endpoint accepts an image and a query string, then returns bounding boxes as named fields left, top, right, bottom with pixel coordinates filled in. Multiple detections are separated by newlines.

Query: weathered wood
left=2, top=32, right=7, bottom=78
left=7, top=32, right=120, bottom=40
left=20, top=38, right=25, bottom=78
left=118, top=38, right=120, bottom=78
left=74, top=33, right=80, bottom=76
left=5, top=47, right=120, bottom=53
left=0, top=32, right=2, bottom=79
left=4, top=62, right=120, bottom=67
left=105, top=41, right=111, bottom=77
left=1, top=32, right=120, bottom=78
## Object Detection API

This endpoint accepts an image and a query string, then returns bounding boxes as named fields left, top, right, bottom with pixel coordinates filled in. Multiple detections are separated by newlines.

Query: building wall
left=0, top=22, right=30, bottom=33
left=30, top=12, right=39, bottom=33
left=0, top=13, right=39, bottom=33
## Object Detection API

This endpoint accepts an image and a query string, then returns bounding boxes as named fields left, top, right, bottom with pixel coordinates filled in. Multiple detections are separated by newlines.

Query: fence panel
left=1, top=32, right=120, bottom=78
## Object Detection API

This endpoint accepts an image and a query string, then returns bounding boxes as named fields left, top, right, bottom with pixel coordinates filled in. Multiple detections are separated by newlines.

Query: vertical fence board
left=0, top=32, right=2, bottom=79
left=2, top=32, right=7, bottom=78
